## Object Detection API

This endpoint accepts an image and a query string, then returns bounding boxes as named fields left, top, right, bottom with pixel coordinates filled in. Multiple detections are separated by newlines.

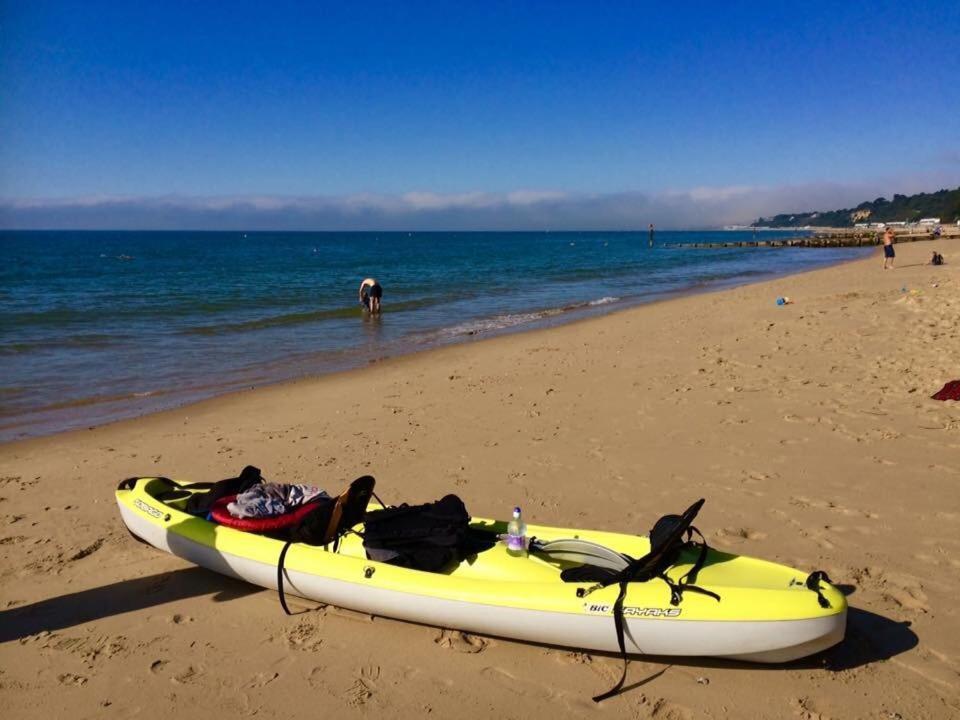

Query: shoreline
left=2, top=244, right=870, bottom=446
left=1, top=235, right=958, bottom=718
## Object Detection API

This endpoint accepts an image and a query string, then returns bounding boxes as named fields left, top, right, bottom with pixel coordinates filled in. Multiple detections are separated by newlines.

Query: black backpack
left=362, top=494, right=494, bottom=572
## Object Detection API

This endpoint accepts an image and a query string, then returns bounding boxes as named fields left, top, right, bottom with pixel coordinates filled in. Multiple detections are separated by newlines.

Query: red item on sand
left=209, top=494, right=323, bottom=531
left=932, top=380, right=960, bottom=401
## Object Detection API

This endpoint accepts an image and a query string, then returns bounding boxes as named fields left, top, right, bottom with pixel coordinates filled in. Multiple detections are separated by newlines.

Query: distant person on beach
left=648, top=223, right=655, bottom=247
left=359, top=278, right=382, bottom=314
left=931, top=251, right=945, bottom=266
left=882, top=228, right=895, bottom=270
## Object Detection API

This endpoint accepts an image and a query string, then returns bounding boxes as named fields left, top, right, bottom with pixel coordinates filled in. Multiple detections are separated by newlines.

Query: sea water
left=0, top=230, right=869, bottom=442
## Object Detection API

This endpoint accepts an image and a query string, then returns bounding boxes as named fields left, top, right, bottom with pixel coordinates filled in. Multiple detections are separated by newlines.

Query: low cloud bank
left=2, top=177, right=957, bottom=230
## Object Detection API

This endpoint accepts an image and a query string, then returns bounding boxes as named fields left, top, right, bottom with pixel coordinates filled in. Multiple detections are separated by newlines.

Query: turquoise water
left=0, top=230, right=868, bottom=442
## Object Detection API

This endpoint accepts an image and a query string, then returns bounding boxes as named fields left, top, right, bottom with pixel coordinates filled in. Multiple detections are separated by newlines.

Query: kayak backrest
left=287, top=474, right=376, bottom=547
left=331, top=475, right=376, bottom=540
left=630, top=498, right=705, bottom=581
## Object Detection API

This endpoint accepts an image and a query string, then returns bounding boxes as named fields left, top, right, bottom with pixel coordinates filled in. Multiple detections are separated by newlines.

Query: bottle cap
left=513, top=506, right=521, bottom=516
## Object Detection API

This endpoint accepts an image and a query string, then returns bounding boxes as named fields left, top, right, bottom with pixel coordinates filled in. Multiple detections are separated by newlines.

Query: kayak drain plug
left=364, top=566, right=375, bottom=579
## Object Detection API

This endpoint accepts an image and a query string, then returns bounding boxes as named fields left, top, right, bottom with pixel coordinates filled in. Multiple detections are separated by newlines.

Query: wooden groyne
left=663, top=229, right=956, bottom=249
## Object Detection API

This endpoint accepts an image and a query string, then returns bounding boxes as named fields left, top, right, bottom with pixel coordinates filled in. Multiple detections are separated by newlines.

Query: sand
left=2, top=237, right=959, bottom=719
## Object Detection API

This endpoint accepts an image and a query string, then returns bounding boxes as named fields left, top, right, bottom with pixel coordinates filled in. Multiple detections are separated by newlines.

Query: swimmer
left=359, top=277, right=383, bottom=314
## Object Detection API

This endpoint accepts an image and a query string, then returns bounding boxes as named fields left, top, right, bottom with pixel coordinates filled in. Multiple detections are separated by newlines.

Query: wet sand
left=1, top=237, right=959, bottom=718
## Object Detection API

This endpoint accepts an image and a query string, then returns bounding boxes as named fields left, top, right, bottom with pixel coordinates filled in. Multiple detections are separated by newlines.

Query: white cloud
left=2, top=175, right=958, bottom=230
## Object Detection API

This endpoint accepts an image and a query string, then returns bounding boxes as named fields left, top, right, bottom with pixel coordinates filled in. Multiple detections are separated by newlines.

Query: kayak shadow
left=0, top=566, right=261, bottom=643
left=819, top=606, right=917, bottom=671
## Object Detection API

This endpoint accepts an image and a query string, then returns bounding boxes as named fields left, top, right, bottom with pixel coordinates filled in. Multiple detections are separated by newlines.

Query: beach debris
left=696, top=676, right=710, bottom=685
left=775, top=296, right=793, bottom=306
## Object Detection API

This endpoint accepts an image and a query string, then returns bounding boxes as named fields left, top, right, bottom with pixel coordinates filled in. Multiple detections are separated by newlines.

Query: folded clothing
left=932, top=380, right=960, bottom=401
left=227, top=483, right=329, bottom=519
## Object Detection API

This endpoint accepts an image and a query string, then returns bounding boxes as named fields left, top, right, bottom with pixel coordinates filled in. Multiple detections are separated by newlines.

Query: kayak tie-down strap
left=275, top=475, right=377, bottom=615
left=553, top=499, right=721, bottom=703
left=277, top=540, right=296, bottom=615
left=805, top=570, right=833, bottom=609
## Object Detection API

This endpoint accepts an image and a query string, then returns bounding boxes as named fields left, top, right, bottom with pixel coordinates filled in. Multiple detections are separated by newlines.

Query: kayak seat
left=325, top=474, right=376, bottom=544
left=275, top=475, right=376, bottom=614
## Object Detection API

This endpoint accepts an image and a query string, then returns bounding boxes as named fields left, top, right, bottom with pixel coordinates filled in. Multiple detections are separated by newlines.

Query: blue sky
left=1, top=1, right=958, bottom=228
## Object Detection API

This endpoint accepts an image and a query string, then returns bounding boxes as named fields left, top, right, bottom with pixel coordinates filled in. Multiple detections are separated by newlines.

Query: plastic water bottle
left=506, top=506, right=527, bottom=557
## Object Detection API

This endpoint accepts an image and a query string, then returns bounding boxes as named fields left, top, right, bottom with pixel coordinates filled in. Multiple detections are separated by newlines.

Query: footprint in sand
left=285, top=619, right=324, bottom=651
left=790, top=696, right=836, bottom=720
left=171, top=665, right=200, bottom=684
left=345, top=678, right=373, bottom=706
left=480, top=666, right=534, bottom=696
left=555, top=651, right=592, bottom=666
left=650, top=697, right=695, bottom=720
left=246, top=671, right=279, bottom=688
left=307, top=666, right=326, bottom=689
left=57, top=673, right=88, bottom=687
left=883, top=584, right=929, bottom=614
left=434, top=629, right=488, bottom=653
left=342, top=667, right=380, bottom=707
left=80, top=635, right=128, bottom=667
left=715, top=527, right=767, bottom=542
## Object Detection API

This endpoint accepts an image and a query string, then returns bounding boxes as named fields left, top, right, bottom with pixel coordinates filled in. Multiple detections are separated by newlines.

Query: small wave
left=448, top=312, right=547, bottom=336
left=181, top=297, right=437, bottom=335
left=0, top=333, right=123, bottom=355
left=442, top=296, right=622, bottom=339
left=182, top=307, right=359, bottom=335
left=14, top=388, right=171, bottom=415
left=444, top=307, right=572, bottom=337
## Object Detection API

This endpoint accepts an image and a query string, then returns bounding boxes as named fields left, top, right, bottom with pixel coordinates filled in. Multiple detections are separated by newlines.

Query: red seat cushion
left=209, top=494, right=326, bottom=532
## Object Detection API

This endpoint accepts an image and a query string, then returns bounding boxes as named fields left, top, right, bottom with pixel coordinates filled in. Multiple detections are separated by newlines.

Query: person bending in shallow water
left=359, top=278, right=382, bottom=314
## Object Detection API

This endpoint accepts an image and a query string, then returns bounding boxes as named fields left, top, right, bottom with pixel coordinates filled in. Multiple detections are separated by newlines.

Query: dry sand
left=1, top=238, right=959, bottom=719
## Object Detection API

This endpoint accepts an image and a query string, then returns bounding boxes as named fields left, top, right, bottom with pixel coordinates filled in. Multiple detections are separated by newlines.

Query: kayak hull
left=117, top=479, right=846, bottom=662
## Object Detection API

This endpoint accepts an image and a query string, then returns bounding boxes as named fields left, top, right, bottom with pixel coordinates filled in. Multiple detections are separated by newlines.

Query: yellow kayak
left=116, top=475, right=846, bottom=668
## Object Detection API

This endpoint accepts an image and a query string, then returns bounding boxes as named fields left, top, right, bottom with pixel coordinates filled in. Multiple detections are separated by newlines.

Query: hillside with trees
left=753, top=187, right=960, bottom=228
